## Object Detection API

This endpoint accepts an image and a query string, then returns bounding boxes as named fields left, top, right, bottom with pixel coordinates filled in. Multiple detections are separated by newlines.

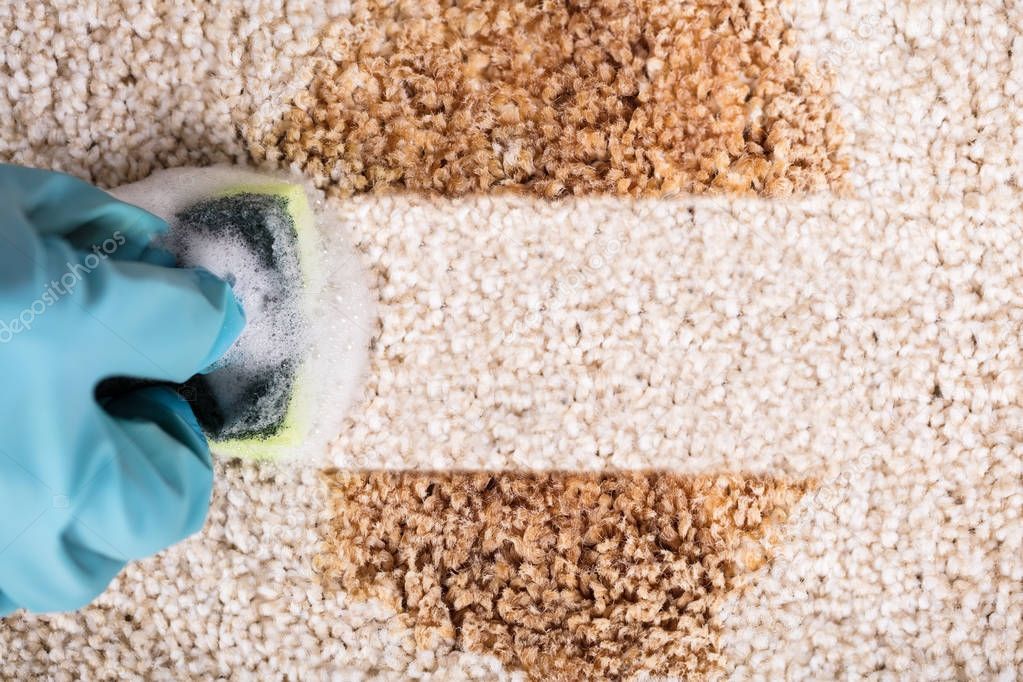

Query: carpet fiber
left=264, top=0, right=846, bottom=197
left=321, top=471, right=809, bottom=679
left=1, top=0, right=1022, bottom=679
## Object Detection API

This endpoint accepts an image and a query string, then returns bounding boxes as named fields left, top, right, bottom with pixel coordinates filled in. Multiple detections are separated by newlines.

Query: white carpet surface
left=2, top=0, right=1022, bottom=679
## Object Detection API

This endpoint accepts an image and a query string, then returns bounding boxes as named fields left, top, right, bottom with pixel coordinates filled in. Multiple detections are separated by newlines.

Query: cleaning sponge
left=170, top=189, right=307, bottom=449
left=111, top=167, right=372, bottom=463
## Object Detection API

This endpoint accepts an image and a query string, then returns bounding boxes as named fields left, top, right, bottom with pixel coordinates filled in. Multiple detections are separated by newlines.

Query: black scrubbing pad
left=166, top=192, right=306, bottom=441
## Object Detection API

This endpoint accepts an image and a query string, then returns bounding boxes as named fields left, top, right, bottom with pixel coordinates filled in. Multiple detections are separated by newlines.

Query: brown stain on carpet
left=319, top=470, right=811, bottom=680
left=257, top=0, right=846, bottom=198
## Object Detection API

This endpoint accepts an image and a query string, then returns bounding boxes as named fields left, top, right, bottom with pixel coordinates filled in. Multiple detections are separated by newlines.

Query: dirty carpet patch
left=319, top=470, right=811, bottom=680
left=261, top=0, right=846, bottom=198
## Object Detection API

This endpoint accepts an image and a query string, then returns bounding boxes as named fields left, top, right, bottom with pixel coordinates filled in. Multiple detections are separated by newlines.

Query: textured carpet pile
left=264, top=0, right=846, bottom=197
left=322, top=471, right=810, bottom=679
left=2, top=0, right=1022, bottom=680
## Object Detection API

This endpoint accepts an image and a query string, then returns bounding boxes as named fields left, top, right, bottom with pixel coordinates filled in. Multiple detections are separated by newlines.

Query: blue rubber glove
left=0, top=165, right=245, bottom=615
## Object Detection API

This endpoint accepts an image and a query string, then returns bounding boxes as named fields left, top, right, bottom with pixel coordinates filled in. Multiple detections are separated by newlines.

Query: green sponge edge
left=205, top=181, right=318, bottom=462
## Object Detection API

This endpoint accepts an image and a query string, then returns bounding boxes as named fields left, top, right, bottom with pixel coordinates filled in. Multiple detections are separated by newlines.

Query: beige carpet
left=2, top=0, right=1022, bottom=679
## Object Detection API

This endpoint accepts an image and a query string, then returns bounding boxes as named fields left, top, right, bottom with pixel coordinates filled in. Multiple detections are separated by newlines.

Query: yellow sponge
left=111, top=167, right=373, bottom=464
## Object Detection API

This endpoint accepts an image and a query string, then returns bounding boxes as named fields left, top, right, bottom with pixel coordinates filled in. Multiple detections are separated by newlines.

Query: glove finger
left=137, top=245, right=177, bottom=267
left=83, top=258, right=245, bottom=383
left=68, top=387, right=214, bottom=563
left=0, top=164, right=166, bottom=260
left=0, top=388, right=211, bottom=614
left=0, top=590, right=16, bottom=617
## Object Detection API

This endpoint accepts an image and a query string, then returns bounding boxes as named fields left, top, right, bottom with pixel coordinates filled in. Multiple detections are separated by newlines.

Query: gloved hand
left=0, top=164, right=245, bottom=615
